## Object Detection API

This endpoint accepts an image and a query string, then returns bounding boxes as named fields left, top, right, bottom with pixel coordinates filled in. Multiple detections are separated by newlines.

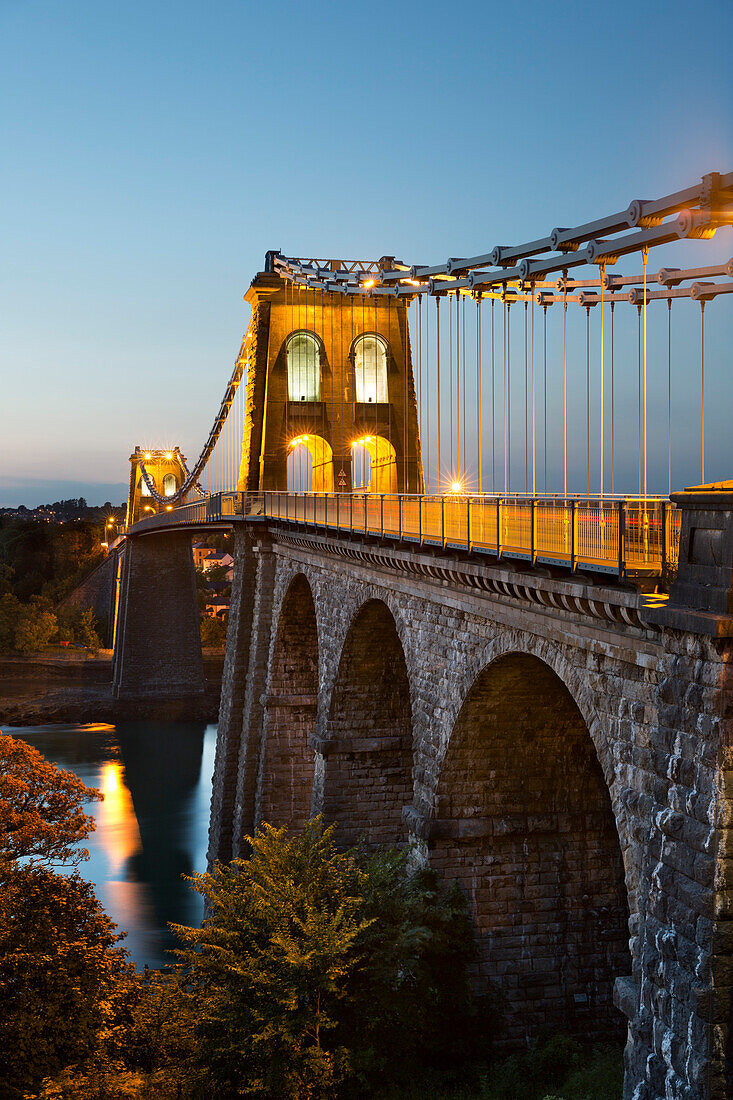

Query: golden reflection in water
left=97, top=762, right=142, bottom=878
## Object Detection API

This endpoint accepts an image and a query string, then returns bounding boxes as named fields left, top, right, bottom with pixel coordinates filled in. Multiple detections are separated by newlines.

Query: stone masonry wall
left=112, top=531, right=204, bottom=700
left=320, top=598, right=413, bottom=849
left=431, top=652, right=629, bottom=1045
left=256, top=574, right=318, bottom=831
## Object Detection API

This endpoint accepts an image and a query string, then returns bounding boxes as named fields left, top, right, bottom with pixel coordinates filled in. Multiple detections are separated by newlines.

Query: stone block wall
left=112, top=531, right=204, bottom=700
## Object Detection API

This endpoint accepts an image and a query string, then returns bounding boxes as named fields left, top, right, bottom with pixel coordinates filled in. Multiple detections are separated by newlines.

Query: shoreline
left=0, top=651, right=225, bottom=727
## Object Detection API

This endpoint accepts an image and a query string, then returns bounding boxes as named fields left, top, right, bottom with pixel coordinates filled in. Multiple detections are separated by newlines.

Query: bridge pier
left=112, top=531, right=205, bottom=702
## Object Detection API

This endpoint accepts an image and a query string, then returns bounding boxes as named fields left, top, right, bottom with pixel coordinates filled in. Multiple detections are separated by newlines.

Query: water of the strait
left=6, top=721, right=217, bottom=969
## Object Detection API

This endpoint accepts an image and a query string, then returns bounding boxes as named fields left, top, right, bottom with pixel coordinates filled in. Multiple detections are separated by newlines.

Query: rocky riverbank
left=0, top=651, right=225, bottom=726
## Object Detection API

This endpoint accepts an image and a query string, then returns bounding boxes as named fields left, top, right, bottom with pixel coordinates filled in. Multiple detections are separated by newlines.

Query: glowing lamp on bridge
left=165, top=452, right=172, bottom=460
left=165, top=505, right=173, bottom=511
left=144, top=452, right=151, bottom=460
left=451, top=481, right=463, bottom=494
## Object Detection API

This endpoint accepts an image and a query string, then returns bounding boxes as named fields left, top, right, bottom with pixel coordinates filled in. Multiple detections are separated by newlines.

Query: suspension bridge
left=109, top=171, right=733, bottom=1100
left=123, top=170, right=732, bottom=582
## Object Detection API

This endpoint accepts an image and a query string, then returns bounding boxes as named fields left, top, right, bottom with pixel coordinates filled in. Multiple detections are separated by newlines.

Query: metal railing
left=129, top=491, right=681, bottom=579
left=261, top=492, right=680, bottom=579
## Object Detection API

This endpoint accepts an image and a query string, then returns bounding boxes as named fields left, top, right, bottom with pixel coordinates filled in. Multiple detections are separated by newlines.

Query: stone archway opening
left=432, top=652, right=630, bottom=1045
left=323, top=599, right=412, bottom=848
left=287, top=434, right=334, bottom=492
left=350, top=435, right=397, bottom=494
left=257, top=575, right=318, bottom=831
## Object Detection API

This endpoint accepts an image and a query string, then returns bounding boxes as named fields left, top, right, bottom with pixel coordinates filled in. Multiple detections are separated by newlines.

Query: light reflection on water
left=4, top=721, right=218, bottom=969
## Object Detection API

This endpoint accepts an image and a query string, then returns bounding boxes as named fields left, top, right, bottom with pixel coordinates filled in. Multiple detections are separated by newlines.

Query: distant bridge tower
left=125, top=447, right=187, bottom=527
left=237, top=256, right=423, bottom=494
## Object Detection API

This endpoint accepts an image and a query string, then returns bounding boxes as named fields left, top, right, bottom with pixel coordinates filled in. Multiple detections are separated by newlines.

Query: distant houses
left=193, top=542, right=234, bottom=579
left=205, top=595, right=230, bottom=620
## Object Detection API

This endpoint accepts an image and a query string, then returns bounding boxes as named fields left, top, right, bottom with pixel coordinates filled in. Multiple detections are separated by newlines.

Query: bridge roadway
left=126, top=489, right=681, bottom=581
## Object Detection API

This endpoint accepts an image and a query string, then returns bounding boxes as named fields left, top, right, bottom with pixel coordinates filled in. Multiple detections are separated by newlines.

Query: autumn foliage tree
left=0, top=734, right=101, bottom=869
left=0, top=733, right=134, bottom=1097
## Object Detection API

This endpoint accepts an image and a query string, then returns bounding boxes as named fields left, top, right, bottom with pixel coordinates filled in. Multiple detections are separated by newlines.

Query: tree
left=74, top=607, right=102, bottom=649
left=14, top=597, right=57, bottom=653
left=0, top=591, right=21, bottom=652
left=0, top=733, right=101, bottom=870
left=0, top=734, right=130, bottom=1097
left=174, top=819, right=484, bottom=1099
left=200, top=613, right=227, bottom=647
left=0, top=864, right=133, bottom=1096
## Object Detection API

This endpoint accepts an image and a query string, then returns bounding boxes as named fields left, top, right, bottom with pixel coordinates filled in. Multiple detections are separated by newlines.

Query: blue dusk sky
left=1, top=0, right=732, bottom=505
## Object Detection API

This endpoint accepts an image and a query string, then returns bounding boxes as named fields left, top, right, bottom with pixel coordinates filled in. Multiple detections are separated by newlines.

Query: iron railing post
left=466, top=496, right=471, bottom=552
left=381, top=494, right=385, bottom=538
left=570, top=499, right=577, bottom=571
left=419, top=495, right=422, bottom=545
left=398, top=495, right=403, bottom=542
left=618, top=500, right=625, bottom=578
left=531, top=498, right=536, bottom=563
left=441, top=497, right=446, bottom=549
left=496, top=497, right=501, bottom=558
left=661, top=500, right=668, bottom=575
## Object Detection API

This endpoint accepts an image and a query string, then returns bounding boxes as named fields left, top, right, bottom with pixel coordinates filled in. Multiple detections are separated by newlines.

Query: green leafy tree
left=200, top=613, right=227, bottom=646
left=176, top=820, right=365, bottom=1098
left=75, top=607, right=102, bottom=649
left=175, top=819, right=484, bottom=1099
left=14, top=596, right=57, bottom=653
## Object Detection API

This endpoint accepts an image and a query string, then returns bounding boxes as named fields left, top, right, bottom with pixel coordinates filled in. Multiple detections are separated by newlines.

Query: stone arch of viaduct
left=207, top=523, right=733, bottom=1100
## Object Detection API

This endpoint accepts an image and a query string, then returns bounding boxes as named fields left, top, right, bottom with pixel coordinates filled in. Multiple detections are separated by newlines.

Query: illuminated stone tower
left=125, top=447, right=187, bottom=527
left=237, top=257, right=424, bottom=495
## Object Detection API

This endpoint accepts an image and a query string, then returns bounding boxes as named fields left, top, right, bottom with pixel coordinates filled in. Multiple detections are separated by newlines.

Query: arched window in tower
left=163, top=473, right=177, bottom=497
left=287, top=332, right=321, bottom=402
left=354, top=334, right=388, bottom=404
left=140, top=474, right=153, bottom=496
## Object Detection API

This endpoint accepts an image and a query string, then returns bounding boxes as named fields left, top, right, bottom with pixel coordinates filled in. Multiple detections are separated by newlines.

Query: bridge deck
left=129, top=491, right=680, bottom=580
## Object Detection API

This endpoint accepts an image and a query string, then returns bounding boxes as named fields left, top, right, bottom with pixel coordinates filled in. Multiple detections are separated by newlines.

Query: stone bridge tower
left=125, top=447, right=187, bottom=527
left=236, top=257, right=423, bottom=495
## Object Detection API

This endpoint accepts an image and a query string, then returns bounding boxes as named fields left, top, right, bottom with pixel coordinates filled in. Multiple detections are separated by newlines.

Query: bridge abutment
left=112, top=531, right=205, bottom=702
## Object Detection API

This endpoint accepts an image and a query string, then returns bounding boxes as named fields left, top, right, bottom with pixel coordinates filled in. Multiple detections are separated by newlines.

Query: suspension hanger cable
left=667, top=298, right=672, bottom=496
left=436, top=297, right=442, bottom=490
left=701, top=300, right=706, bottom=483
left=456, top=293, right=461, bottom=482
left=524, top=300, right=528, bottom=494
left=599, top=264, right=605, bottom=499
left=637, top=303, right=642, bottom=497
left=403, top=294, right=408, bottom=492
left=491, top=297, right=496, bottom=493
left=425, top=293, right=430, bottom=493
left=531, top=289, right=535, bottom=497
left=477, top=295, right=482, bottom=494
left=586, top=304, right=590, bottom=496
left=607, top=299, right=611, bottom=492
left=507, top=300, right=512, bottom=493
left=563, top=279, right=568, bottom=498
left=460, top=292, right=464, bottom=481
left=449, top=294, right=454, bottom=482
left=503, top=298, right=508, bottom=495
left=543, top=302, right=547, bottom=495
left=642, top=246, right=649, bottom=500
